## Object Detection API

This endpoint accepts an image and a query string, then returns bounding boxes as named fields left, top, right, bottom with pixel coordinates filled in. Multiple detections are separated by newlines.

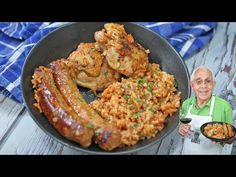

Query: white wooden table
left=1, top=22, right=236, bottom=155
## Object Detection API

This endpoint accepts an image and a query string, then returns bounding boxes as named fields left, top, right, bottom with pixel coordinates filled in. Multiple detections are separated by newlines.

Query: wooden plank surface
left=0, top=22, right=235, bottom=155
left=0, top=94, right=24, bottom=148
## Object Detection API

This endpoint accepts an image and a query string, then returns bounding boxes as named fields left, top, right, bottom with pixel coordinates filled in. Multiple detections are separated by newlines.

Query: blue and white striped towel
left=0, top=22, right=217, bottom=103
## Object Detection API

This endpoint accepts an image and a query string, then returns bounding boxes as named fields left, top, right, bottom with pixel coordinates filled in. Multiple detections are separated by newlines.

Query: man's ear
left=190, top=80, right=194, bottom=89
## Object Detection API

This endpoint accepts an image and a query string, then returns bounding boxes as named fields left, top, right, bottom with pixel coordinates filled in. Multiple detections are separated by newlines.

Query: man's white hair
left=190, top=66, right=216, bottom=81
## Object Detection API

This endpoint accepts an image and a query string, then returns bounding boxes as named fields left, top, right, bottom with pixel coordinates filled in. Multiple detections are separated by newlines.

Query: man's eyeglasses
left=193, top=79, right=213, bottom=86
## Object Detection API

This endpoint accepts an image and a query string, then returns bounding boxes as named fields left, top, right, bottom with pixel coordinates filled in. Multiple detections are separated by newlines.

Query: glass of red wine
left=180, top=118, right=192, bottom=124
left=180, top=117, right=195, bottom=141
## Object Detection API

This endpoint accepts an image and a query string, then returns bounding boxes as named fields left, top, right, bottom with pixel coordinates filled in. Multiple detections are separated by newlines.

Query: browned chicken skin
left=67, top=43, right=103, bottom=77
left=95, top=23, right=149, bottom=78
left=32, top=67, right=94, bottom=147
left=66, top=43, right=121, bottom=92
left=49, top=59, right=122, bottom=151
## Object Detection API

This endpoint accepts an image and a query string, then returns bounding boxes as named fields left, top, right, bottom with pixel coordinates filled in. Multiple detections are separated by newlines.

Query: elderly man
left=178, top=66, right=234, bottom=154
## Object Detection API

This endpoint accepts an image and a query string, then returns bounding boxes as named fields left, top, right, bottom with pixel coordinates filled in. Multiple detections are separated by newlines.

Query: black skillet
left=21, top=22, right=191, bottom=154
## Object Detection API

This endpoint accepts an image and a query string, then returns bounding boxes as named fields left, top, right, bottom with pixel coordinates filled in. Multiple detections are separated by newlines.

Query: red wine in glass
left=180, top=118, right=192, bottom=124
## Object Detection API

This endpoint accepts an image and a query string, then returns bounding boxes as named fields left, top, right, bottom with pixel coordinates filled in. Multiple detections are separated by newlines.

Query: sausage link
left=49, top=60, right=121, bottom=151
left=32, top=66, right=94, bottom=148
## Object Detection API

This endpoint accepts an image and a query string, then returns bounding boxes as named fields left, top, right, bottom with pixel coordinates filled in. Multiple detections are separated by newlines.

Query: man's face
left=191, top=69, right=215, bottom=102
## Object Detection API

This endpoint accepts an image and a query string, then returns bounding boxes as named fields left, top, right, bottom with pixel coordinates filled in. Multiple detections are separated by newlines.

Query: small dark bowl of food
left=200, top=121, right=236, bottom=142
